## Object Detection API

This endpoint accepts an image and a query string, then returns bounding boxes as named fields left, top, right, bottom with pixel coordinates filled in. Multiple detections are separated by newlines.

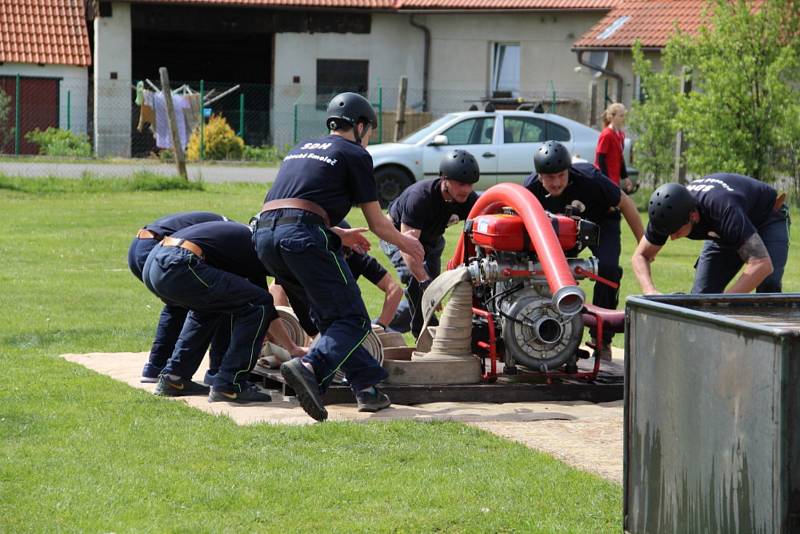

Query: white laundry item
left=153, top=92, right=190, bottom=150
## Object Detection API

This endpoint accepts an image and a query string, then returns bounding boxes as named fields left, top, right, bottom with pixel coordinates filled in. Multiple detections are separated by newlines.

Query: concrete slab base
left=384, top=355, right=483, bottom=385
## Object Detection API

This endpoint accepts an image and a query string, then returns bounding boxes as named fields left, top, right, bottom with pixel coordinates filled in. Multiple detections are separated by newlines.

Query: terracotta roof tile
left=0, top=0, right=91, bottom=66
left=397, top=0, right=617, bottom=8
left=125, top=0, right=397, bottom=6
left=123, top=0, right=617, bottom=9
left=573, top=0, right=708, bottom=49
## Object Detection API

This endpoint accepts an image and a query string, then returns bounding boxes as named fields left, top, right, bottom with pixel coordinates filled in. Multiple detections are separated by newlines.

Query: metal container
left=624, top=294, right=800, bottom=534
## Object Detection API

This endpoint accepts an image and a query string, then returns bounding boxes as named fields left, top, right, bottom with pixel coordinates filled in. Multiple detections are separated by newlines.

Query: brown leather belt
left=774, top=192, right=786, bottom=212
left=261, top=198, right=330, bottom=227
left=136, top=228, right=160, bottom=240
left=161, top=236, right=204, bottom=259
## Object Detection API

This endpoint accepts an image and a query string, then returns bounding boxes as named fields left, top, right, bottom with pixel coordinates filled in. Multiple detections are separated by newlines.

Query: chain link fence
left=1, top=76, right=591, bottom=166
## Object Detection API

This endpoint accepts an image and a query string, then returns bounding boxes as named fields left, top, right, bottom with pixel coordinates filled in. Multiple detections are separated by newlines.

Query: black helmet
left=534, top=141, right=571, bottom=174
left=326, top=92, right=377, bottom=131
left=648, top=183, right=697, bottom=235
left=439, top=150, right=479, bottom=184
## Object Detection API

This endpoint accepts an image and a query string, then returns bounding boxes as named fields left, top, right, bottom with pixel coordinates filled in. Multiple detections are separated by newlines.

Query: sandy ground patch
left=61, top=350, right=624, bottom=483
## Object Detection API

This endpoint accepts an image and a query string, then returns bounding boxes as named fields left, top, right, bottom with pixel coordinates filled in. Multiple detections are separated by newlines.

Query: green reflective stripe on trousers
left=232, top=305, right=266, bottom=392
left=318, top=227, right=347, bottom=284
left=321, top=328, right=371, bottom=384
left=187, top=263, right=210, bottom=288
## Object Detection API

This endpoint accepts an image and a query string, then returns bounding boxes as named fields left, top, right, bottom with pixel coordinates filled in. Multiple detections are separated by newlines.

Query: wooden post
left=158, top=67, right=188, bottom=180
left=673, top=67, right=692, bottom=185
left=393, top=76, right=408, bottom=142
left=587, top=80, right=598, bottom=128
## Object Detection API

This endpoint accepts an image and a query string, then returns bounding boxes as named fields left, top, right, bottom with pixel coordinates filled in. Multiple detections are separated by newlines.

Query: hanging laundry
left=153, top=92, right=190, bottom=150
left=134, top=81, right=145, bottom=106
left=137, top=90, right=155, bottom=133
left=183, top=93, right=202, bottom=137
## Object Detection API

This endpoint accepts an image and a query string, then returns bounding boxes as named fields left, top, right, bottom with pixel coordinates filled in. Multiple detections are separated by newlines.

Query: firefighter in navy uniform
left=142, top=221, right=306, bottom=403
left=633, top=174, right=790, bottom=294
left=269, top=220, right=403, bottom=336
left=381, top=149, right=479, bottom=338
left=253, top=92, right=424, bottom=421
left=523, top=141, right=644, bottom=358
left=127, top=211, right=229, bottom=383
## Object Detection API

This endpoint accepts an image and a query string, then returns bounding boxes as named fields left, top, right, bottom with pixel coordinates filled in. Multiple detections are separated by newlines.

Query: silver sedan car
left=368, top=110, right=633, bottom=206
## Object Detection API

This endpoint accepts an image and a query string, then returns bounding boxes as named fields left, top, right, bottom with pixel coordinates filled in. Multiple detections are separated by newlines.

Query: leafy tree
left=630, top=0, right=800, bottom=185
left=628, top=42, right=681, bottom=187
left=677, top=0, right=800, bottom=181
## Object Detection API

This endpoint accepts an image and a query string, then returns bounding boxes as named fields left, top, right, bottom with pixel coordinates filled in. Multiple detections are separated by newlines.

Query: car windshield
left=399, top=115, right=456, bottom=144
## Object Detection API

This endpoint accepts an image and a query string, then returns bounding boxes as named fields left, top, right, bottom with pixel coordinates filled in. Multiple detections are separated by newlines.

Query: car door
left=422, top=116, right=499, bottom=191
left=495, top=116, right=575, bottom=184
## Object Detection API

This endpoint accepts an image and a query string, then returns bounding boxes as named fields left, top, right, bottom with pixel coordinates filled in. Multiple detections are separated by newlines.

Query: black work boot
left=280, top=359, right=328, bottom=422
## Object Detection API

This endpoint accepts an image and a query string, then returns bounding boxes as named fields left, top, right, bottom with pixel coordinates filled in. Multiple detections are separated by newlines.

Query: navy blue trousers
left=588, top=216, right=623, bottom=311
left=129, top=237, right=228, bottom=372
left=142, top=246, right=276, bottom=393
left=253, top=215, right=387, bottom=393
left=584, top=216, right=623, bottom=343
left=692, top=208, right=790, bottom=294
left=381, top=236, right=445, bottom=337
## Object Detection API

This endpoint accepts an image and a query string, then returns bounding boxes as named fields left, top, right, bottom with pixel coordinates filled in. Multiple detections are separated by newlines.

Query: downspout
left=409, top=14, right=430, bottom=111
left=576, top=49, right=622, bottom=103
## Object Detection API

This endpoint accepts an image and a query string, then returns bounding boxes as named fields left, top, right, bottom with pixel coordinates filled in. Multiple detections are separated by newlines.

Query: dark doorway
left=131, top=5, right=273, bottom=155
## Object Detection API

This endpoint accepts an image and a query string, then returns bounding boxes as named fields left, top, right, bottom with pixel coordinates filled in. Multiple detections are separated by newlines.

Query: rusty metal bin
left=624, top=294, right=800, bottom=534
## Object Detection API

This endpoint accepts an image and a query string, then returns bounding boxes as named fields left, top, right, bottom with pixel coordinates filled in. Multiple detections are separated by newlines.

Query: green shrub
left=25, top=127, right=92, bottom=157
left=242, top=144, right=287, bottom=164
left=186, top=114, right=244, bottom=161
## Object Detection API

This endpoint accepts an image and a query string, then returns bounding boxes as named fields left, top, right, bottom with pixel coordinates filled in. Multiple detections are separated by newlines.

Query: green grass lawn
left=0, top=176, right=795, bottom=532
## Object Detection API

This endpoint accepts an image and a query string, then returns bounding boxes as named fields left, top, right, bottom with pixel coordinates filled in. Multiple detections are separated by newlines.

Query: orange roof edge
left=0, top=0, right=91, bottom=67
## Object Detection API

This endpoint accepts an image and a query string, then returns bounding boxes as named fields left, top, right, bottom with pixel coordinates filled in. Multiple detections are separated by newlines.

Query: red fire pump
left=447, top=183, right=624, bottom=380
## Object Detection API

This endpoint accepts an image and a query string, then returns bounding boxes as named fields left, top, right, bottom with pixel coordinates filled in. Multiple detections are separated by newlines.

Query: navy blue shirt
left=171, top=221, right=269, bottom=289
left=144, top=211, right=227, bottom=238
left=388, top=178, right=478, bottom=248
left=346, top=251, right=387, bottom=285
left=645, top=173, right=777, bottom=248
left=265, top=135, right=378, bottom=225
left=523, top=163, right=621, bottom=224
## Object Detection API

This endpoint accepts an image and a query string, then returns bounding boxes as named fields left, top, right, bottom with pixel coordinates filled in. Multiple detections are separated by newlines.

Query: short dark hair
left=329, top=121, right=354, bottom=133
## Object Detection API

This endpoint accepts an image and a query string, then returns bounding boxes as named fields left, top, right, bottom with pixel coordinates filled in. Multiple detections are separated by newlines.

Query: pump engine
left=465, top=209, right=600, bottom=372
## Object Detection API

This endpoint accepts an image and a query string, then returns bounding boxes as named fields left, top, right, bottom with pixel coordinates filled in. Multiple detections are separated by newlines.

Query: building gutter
left=572, top=45, right=663, bottom=52
left=575, top=48, right=623, bottom=103
left=409, top=14, right=430, bottom=111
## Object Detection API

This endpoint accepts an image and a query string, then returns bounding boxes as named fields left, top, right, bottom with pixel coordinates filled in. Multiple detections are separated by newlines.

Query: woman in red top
left=595, top=103, right=632, bottom=192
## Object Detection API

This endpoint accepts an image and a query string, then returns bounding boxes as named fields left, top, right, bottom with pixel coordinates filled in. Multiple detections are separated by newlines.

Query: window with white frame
left=491, top=43, right=520, bottom=98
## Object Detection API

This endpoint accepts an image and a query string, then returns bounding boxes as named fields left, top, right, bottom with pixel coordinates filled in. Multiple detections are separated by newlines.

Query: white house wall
left=273, top=14, right=424, bottom=146
left=421, top=12, right=604, bottom=113
left=606, top=49, right=664, bottom=107
left=94, top=2, right=132, bottom=157
left=273, top=11, right=605, bottom=145
left=0, top=63, right=88, bottom=138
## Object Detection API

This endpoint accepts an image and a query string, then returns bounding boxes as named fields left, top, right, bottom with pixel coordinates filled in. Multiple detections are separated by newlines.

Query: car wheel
left=375, top=167, right=413, bottom=208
